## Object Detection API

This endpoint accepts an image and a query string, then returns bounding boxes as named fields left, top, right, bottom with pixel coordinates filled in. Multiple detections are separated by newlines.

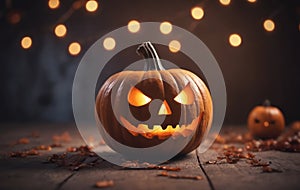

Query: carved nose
left=158, top=100, right=172, bottom=115
left=263, top=121, right=270, bottom=127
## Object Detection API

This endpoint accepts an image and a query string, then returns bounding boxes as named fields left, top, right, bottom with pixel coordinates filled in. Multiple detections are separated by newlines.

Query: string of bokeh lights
left=19, top=0, right=295, bottom=56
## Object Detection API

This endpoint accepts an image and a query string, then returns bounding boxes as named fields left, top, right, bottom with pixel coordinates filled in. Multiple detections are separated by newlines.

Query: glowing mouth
left=119, top=116, right=200, bottom=140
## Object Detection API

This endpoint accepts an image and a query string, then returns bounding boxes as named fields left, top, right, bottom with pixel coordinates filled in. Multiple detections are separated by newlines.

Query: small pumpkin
left=248, top=100, right=285, bottom=139
left=95, top=42, right=213, bottom=156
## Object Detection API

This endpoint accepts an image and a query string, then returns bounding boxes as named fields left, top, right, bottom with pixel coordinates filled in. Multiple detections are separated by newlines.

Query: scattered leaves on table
left=10, top=149, right=39, bottom=157
left=247, top=159, right=270, bottom=167
left=205, top=145, right=255, bottom=165
left=215, top=127, right=300, bottom=153
left=10, top=143, right=62, bottom=158
left=47, top=145, right=104, bottom=171
left=206, top=126, right=300, bottom=173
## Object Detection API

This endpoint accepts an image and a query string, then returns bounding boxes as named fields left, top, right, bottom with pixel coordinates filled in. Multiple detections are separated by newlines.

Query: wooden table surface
left=0, top=124, right=299, bottom=190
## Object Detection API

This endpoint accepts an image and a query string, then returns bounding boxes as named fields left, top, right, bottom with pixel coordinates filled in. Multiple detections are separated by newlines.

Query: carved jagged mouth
left=119, top=116, right=200, bottom=140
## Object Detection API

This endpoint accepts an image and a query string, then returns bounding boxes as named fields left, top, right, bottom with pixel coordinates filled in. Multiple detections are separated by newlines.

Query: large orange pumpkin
left=95, top=42, right=213, bottom=156
left=248, top=100, right=285, bottom=139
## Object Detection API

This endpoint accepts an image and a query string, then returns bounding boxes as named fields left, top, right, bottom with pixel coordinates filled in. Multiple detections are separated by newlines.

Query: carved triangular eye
left=174, top=83, right=195, bottom=105
left=128, top=87, right=152, bottom=107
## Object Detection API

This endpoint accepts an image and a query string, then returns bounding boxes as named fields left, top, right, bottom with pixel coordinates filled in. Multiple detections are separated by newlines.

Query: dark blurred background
left=0, top=0, right=299, bottom=125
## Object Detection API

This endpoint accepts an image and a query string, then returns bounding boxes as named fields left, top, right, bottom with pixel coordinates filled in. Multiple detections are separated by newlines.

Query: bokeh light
left=54, top=24, right=67, bottom=37
left=48, top=0, right=60, bottom=9
left=68, top=42, right=81, bottom=56
left=127, top=20, right=140, bottom=33
left=191, top=7, right=204, bottom=20
left=85, top=0, right=98, bottom=12
left=169, top=40, right=181, bottom=53
left=103, top=37, right=116, bottom=51
left=7, top=11, right=21, bottom=24
left=21, top=36, right=32, bottom=49
left=160, top=22, right=172, bottom=35
left=263, top=19, right=275, bottom=32
left=247, top=0, right=257, bottom=3
left=229, top=34, right=242, bottom=47
left=219, top=0, right=231, bottom=6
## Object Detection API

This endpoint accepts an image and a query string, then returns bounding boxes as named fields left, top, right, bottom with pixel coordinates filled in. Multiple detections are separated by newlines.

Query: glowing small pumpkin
left=248, top=100, right=285, bottom=139
left=95, top=42, right=213, bottom=156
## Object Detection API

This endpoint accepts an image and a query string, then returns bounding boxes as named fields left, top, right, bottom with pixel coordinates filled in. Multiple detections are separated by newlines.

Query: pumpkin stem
left=136, top=41, right=165, bottom=71
left=263, top=99, right=271, bottom=107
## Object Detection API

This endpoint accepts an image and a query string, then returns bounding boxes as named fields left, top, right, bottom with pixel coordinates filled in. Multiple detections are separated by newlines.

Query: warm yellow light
left=229, top=34, right=242, bottom=47
left=21, top=36, right=32, bottom=49
left=48, top=0, right=60, bottom=9
left=85, top=0, right=98, bottom=12
left=174, top=84, right=195, bottom=105
left=247, top=0, right=257, bottom=3
left=54, top=24, right=67, bottom=37
left=128, top=87, right=151, bottom=107
left=160, top=22, right=172, bottom=35
left=169, top=40, right=181, bottom=53
left=263, top=19, right=275, bottom=32
left=191, top=7, right=204, bottom=20
left=158, top=100, right=172, bottom=115
left=127, top=20, right=140, bottom=33
left=68, top=42, right=81, bottom=56
left=103, top=37, right=116, bottom=51
left=219, top=0, right=231, bottom=6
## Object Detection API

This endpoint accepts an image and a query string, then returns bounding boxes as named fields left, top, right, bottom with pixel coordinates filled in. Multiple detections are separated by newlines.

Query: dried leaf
left=11, top=137, right=30, bottom=146
left=205, top=160, right=218, bottom=164
left=95, top=180, right=114, bottom=188
left=147, top=165, right=181, bottom=171
left=67, top=147, right=77, bottom=152
left=262, top=166, right=282, bottom=173
left=50, top=143, right=63, bottom=148
left=157, top=171, right=203, bottom=180
left=27, top=149, right=39, bottom=155
left=35, top=145, right=52, bottom=151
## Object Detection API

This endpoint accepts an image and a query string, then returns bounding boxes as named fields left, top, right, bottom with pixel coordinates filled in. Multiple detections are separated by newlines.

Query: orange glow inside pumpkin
left=124, top=83, right=200, bottom=139
left=174, top=83, right=195, bottom=105
left=128, top=87, right=152, bottom=106
left=158, top=100, right=172, bottom=115
left=120, top=115, right=201, bottom=140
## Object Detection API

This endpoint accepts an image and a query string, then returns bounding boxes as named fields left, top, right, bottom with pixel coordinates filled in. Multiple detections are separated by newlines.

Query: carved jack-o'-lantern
left=248, top=100, right=285, bottom=139
left=96, top=42, right=213, bottom=156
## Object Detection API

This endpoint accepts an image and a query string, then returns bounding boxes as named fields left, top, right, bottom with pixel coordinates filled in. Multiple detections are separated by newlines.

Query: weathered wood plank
left=60, top=153, right=210, bottom=190
left=1, top=124, right=300, bottom=190
left=197, top=146, right=300, bottom=190
left=0, top=124, right=210, bottom=190
left=0, top=159, right=73, bottom=190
